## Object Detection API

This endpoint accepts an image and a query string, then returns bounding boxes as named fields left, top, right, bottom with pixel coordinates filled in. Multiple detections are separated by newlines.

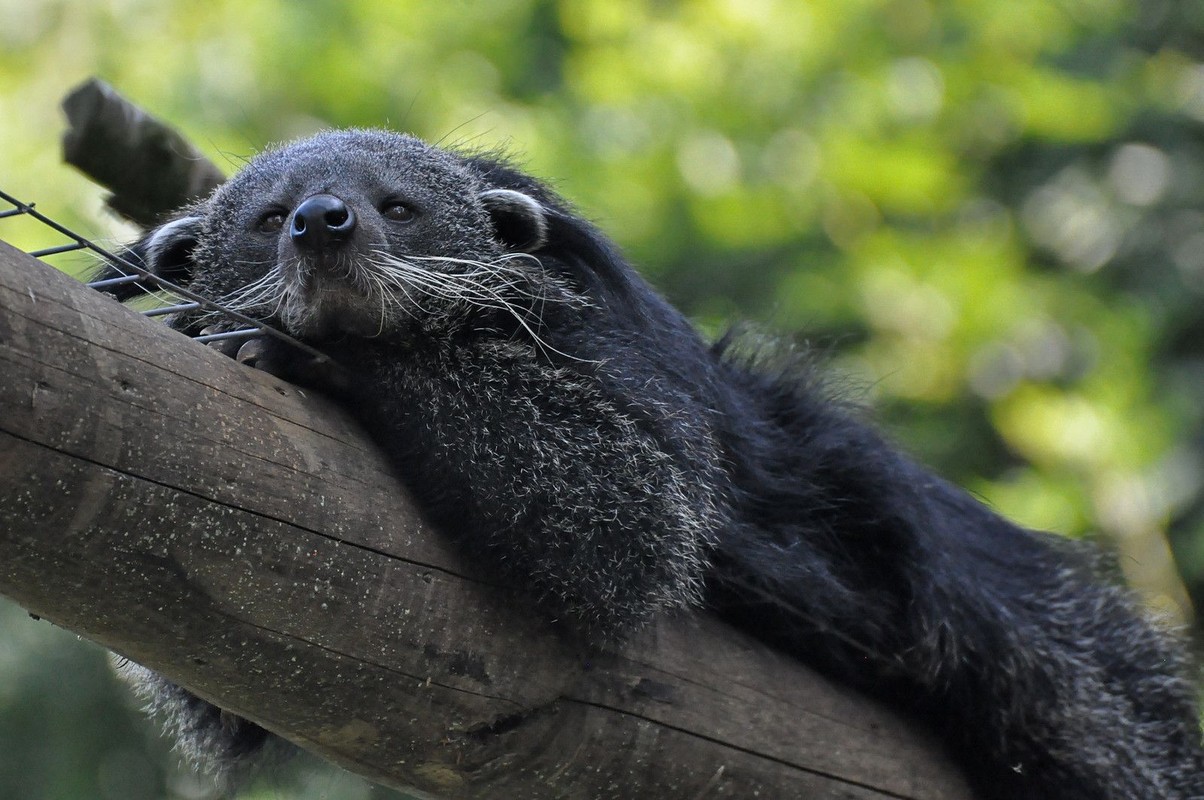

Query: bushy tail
left=710, top=349, right=1204, bottom=799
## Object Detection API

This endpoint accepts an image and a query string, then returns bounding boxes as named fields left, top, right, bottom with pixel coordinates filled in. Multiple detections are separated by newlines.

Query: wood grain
left=0, top=239, right=972, bottom=798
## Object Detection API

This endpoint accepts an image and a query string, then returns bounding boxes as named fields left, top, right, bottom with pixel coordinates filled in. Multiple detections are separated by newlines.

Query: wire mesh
left=0, top=188, right=330, bottom=363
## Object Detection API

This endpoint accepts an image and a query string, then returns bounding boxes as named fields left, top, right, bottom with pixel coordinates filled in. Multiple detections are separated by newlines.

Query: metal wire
left=0, top=188, right=332, bottom=365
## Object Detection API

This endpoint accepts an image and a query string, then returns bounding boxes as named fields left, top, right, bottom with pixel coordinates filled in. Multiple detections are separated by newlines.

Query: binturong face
left=140, top=130, right=554, bottom=340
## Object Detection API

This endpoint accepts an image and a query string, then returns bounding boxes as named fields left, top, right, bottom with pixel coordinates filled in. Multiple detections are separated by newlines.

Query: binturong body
left=98, top=130, right=1204, bottom=799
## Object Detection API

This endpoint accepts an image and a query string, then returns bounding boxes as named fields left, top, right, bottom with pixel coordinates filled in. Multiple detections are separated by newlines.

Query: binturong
left=96, top=129, right=1204, bottom=799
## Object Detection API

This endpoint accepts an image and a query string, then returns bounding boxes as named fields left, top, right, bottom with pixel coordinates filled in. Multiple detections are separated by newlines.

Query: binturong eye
left=257, top=210, right=286, bottom=234
left=380, top=200, right=416, bottom=223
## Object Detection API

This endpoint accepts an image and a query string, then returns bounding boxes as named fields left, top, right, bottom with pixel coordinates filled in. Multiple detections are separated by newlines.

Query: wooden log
left=0, top=240, right=972, bottom=798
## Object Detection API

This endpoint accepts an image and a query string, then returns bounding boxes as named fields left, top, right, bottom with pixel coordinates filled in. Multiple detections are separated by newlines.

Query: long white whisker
left=364, top=249, right=595, bottom=362
left=193, top=266, right=286, bottom=325
left=370, top=255, right=540, bottom=309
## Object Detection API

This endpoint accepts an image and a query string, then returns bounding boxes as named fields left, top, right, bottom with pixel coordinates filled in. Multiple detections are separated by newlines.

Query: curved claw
left=197, top=325, right=245, bottom=358
left=234, top=336, right=351, bottom=396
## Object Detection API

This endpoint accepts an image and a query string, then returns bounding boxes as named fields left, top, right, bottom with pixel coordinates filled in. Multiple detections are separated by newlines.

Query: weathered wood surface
left=0, top=240, right=973, bottom=797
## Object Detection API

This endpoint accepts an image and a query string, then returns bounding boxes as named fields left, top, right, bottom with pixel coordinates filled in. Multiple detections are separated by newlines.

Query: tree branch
left=0, top=241, right=971, bottom=798
left=61, top=78, right=226, bottom=226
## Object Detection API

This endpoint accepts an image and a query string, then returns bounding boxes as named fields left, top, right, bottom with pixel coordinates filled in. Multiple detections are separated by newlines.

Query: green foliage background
left=2, top=0, right=1204, bottom=797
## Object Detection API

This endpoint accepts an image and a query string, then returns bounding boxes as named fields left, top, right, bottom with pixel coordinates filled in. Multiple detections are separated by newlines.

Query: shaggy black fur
left=98, top=130, right=1204, bottom=799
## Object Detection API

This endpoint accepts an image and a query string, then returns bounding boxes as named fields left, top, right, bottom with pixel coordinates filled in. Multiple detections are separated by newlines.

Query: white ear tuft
left=144, top=216, right=204, bottom=272
left=479, top=189, right=548, bottom=253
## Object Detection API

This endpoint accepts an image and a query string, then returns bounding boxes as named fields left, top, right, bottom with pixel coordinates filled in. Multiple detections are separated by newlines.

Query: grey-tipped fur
left=113, top=659, right=283, bottom=789
left=99, top=129, right=1204, bottom=800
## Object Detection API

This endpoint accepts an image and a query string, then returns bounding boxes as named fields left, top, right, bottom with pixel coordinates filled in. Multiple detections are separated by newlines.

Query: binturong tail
left=705, top=341, right=1204, bottom=800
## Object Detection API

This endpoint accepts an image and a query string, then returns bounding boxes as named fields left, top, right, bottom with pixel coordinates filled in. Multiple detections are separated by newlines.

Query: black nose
left=291, top=194, right=356, bottom=251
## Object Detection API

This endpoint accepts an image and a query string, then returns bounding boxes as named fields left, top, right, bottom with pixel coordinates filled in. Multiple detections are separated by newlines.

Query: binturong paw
left=196, top=322, right=249, bottom=359
left=232, top=335, right=351, bottom=396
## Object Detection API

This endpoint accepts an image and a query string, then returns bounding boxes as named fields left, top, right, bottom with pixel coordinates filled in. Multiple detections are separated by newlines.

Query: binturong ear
left=479, top=189, right=548, bottom=253
left=141, top=215, right=204, bottom=284
left=92, top=215, right=205, bottom=301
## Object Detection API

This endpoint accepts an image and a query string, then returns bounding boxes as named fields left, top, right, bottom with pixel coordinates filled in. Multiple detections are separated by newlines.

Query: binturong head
left=122, top=130, right=559, bottom=340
